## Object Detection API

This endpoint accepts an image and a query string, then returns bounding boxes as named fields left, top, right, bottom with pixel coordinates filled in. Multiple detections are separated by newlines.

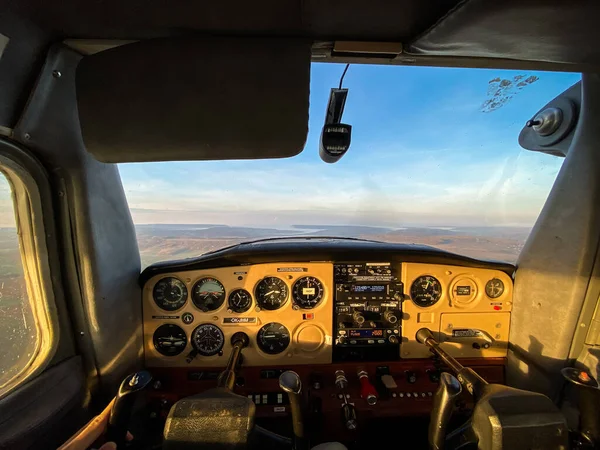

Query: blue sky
left=115, top=64, right=580, bottom=229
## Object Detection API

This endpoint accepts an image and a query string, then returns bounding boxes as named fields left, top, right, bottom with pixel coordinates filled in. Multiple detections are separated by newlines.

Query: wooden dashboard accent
left=143, top=262, right=334, bottom=367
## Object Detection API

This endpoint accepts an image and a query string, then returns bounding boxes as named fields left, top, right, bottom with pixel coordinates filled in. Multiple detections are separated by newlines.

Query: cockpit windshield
left=118, top=64, right=580, bottom=268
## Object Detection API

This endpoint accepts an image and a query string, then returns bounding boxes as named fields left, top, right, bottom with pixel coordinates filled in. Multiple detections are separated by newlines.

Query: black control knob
left=338, top=335, right=347, bottom=345
left=427, top=369, right=441, bottom=383
left=384, top=311, right=398, bottom=324
left=405, top=370, right=417, bottom=384
left=389, top=335, right=399, bottom=344
left=353, top=311, right=365, bottom=325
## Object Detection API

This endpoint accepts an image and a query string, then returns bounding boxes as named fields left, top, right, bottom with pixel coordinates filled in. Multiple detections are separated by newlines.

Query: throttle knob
left=358, top=370, right=377, bottom=405
left=335, top=370, right=349, bottom=390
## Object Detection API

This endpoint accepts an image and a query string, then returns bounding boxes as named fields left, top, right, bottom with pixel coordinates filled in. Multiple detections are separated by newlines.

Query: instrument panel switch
left=405, top=370, right=417, bottom=384
left=381, top=374, right=397, bottom=389
left=427, top=369, right=441, bottom=383
left=358, top=370, right=378, bottom=405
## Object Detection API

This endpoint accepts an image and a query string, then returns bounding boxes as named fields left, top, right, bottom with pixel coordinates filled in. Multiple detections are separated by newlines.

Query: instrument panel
left=143, top=261, right=513, bottom=367
left=143, top=263, right=334, bottom=367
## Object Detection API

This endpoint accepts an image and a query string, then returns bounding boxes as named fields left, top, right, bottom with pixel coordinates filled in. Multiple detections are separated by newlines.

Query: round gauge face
left=257, top=322, right=291, bottom=355
left=192, top=277, right=226, bottom=312
left=153, top=324, right=187, bottom=356
left=485, top=278, right=505, bottom=299
left=228, top=289, right=252, bottom=313
left=255, top=277, right=288, bottom=310
left=292, top=276, right=324, bottom=309
left=191, top=323, right=225, bottom=356
left=152, top=277, right=188, bottom=311
left=410, top=275, right=443, bottom=307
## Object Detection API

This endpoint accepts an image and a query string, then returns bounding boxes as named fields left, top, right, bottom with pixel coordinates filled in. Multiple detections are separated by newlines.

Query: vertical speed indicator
left=257, top=322, right=290, bottom=355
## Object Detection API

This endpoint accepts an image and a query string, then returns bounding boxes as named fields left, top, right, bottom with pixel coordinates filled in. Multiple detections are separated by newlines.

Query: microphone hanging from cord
left=320, top=64, right=352, bottom=164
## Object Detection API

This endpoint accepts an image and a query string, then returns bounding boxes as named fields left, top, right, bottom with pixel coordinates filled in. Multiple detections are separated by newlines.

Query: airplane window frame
left=0, top=152, right=59, bottom=399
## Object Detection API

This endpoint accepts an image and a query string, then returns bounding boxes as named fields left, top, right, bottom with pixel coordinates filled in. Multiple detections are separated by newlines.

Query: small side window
left=0, top=159, right=57, bottom=397
left=0, top=173, right=38, bottom=388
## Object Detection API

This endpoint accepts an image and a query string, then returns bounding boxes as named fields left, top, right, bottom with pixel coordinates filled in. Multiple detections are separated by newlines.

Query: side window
left=0, top=171, right=41, bottom=392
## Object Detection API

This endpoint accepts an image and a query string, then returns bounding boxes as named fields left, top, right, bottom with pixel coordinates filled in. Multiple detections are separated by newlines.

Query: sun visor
left=408, top=0, right=600, bottom=65
left=75, top=37, right=311, bottom=162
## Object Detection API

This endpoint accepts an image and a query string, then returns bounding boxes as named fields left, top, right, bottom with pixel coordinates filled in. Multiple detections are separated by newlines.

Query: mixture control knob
left=353, top=311, right=365, bottom=325
left=388, top=335, right=399, bottom=345
left=358, top=370, right=378, bottom=405
left=384, top=311, right=398, bottom=324
left=405, top=370, right=417, bottom=384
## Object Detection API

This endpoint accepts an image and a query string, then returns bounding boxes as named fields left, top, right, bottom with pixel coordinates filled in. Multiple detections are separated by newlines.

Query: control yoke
left=164, top=332, right=300, bottom=450
left=561, top=367, right=600, bottom=448
left=218, top=331, right=250, bottom=390
left=163, top=332, right=253, bottom=450
left=416, top=328, right=569, bottom=450
left=416, top=328, right=487, bottom=398
left=106, top=370, right=152, bottom=448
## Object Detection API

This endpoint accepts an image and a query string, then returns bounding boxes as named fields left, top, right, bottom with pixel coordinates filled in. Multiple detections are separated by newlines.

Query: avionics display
left=333, top=262, right=403, bottom=362
left=349, top=329, right=384, bottom=338
left=351, top=285, right=386, bottom=293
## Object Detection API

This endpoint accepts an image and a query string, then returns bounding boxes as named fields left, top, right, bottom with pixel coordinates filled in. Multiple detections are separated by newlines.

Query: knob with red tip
left=358, top=370, right=377, bottom=405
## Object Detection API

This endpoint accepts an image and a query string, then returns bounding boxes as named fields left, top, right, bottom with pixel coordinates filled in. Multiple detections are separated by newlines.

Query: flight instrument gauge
left=410, top=275, right=443, bottom=307
left=255, top=277, right=288, bottom=310
left=192, top=277, right=226, bottom=312
left=153, top=324, right=187, bottom=356
left=292, top=276, right=324, bottom=309
left=152, top=277, right=188, bottom=311
left=191, top=323, right=225, bottom=356
left=485, top=278, right=505, bottom=298
left=228, top=289, right=252, bottom=313
left=257, top=322, right=291, bottom=355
